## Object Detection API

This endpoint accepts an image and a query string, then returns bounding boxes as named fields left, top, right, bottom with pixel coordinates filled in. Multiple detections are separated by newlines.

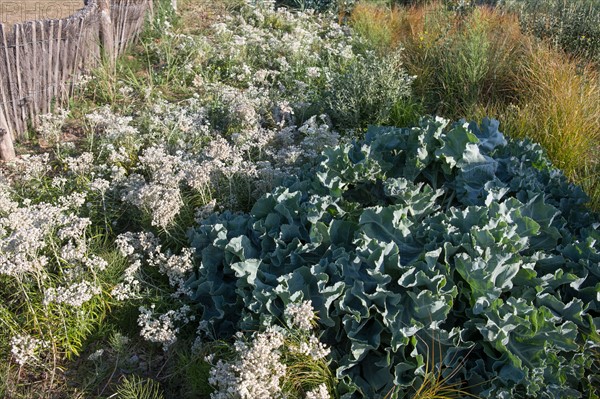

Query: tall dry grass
left=501, top=43, right=600, bottom=182
left=350, top=2, right=406, bottom=51
left=352, top=2, right=528, bottom=118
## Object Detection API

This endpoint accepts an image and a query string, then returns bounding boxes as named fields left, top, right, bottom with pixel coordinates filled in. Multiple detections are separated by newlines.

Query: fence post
left=99, top=0, right=115, bottom=67
left=172, top=0, right=177, bottom=12
left=0, top=126, right=15, bottom=161
left=148, top=0, right=154, bottom=19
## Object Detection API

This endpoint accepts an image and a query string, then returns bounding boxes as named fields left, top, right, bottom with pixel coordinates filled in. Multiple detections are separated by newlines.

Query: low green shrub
left=323, top=51, right=419, bottom=129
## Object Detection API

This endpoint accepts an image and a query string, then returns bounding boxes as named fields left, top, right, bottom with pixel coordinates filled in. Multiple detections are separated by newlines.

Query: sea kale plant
left=188, top=117, right=600, bottom=398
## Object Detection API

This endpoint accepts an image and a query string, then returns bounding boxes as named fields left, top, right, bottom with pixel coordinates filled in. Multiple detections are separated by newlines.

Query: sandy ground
left=0, top=0, right=84, bottom=26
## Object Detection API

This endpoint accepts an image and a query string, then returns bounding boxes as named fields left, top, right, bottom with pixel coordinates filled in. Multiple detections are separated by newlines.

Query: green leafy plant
left=188, top=117, right=599, bottom=398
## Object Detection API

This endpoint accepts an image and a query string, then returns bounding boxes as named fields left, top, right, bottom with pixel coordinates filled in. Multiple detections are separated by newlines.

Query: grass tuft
left=114, top=374, right=165, bottom=399
left=500, top=43, right=600, bottom=182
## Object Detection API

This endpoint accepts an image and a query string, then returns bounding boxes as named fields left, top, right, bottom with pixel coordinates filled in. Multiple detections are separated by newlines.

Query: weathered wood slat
left=46, top=20, right=55, bottom=114
left=58, top=18, right=70, bottom=105
left=0, top=24, right=19, bottom=136
left=20, top=23, right=35, bottom=125
left=0, top=24, right=14, bottom=136
left=69, top=17, right=85, bottom=97
left=31, top=22, right=39, bottom=122
left=52, top=19, right=63, bottom=113
left=39, top=20, right=48, bottom=115
left=122, top=0, right=132, bottom=55
left=14, top=25, right=26, bottom=133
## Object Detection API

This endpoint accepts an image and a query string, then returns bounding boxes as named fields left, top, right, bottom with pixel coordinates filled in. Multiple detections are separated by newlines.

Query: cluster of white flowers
left=207, top=83, right=267, bottom=132
left=148, top=247, right=195, bottom=297
left=87, top=348, right=105, bottom=362
left=206, top=301, right=332, bottom=398
left=43, top=281, right=102, bottom=307
left=0, top=199, right=93, bottom=279
left=0, top=181, right=18, bottom=215
left=115, top=231, right=160, bottom=257
left=146, top=98, right=210, bottom=146
left=306, top=383, right=331, bottom=399
left=119, top=144, right=210, bottom=228
left=294, top=335, right=330, bottom=360
left=85, top=105, right=139, bottom=140
left=36, top=108, right=69, bottom=145
left=58, top=192, right=88, bottom=210
left=5, top=153, right=51, bottom=183
left=111, top=259, right=142, bottom=301
left=65, top=152, right=95, bottom=175
left=90, top=178, right=111, bottom=194
left=297, top=115, right=339, bottom=159
left=284, top=301, right=330, bottom=361
left=208, top=327, right=287, bottom=399
left=10, top=334, right=46, bottom=366
left=285, top=300, right=316, bottom=331
left=112, top=232, right=195, bottom=300
left=124, top=180, right=184, bottom=229
left=137, top=304, right=193, bottom=350
left=0, top=182, right=110, bottom=332
left=112, top=232, right=159, bottom=301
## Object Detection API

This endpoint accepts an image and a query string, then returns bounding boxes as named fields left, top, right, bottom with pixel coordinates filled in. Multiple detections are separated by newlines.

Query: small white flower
left=295, top=335, right=330, bottom=360
left=43, top=281, right=102, bottom=307
left=10, top=334, right=46, bottom=366
left=306, top=66, right=321, bottom=78
left=137, top=305, right=191, bottom=350
left=306, top=383, right=330, bottom=399
left=87, top=349, right=105, bottom=362
left=285, top=300, right=315, bottom=331
left=90, top=178, right=110, bottom=193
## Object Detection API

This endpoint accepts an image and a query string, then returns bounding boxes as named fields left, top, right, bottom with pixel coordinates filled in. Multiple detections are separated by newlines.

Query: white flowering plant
left=0, top=182, right=114, bottom=372
left=202, top=301, right=337, bottom=399
left=0, top=0, right=423, bottom=397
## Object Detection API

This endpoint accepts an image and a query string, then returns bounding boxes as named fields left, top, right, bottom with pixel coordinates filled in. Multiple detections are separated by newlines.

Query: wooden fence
left=0, top=0, right=151, bottom=160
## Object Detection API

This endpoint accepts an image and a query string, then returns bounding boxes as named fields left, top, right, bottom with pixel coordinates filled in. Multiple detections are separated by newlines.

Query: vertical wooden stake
left=172, top=0, right=177, bottom=12
left=99, top=0, right=115, bottom=68
left=0, top=116, right=15, bottom=161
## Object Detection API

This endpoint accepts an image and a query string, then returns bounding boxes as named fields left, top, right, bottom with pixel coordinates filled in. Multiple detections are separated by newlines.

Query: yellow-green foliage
left=351, top=2, right=527, bottom=117
left=115, top=375, right=165, bottom=399
left=501, top=44, right=600, bottom=182
left=350, top=2, right=405, bottom=52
